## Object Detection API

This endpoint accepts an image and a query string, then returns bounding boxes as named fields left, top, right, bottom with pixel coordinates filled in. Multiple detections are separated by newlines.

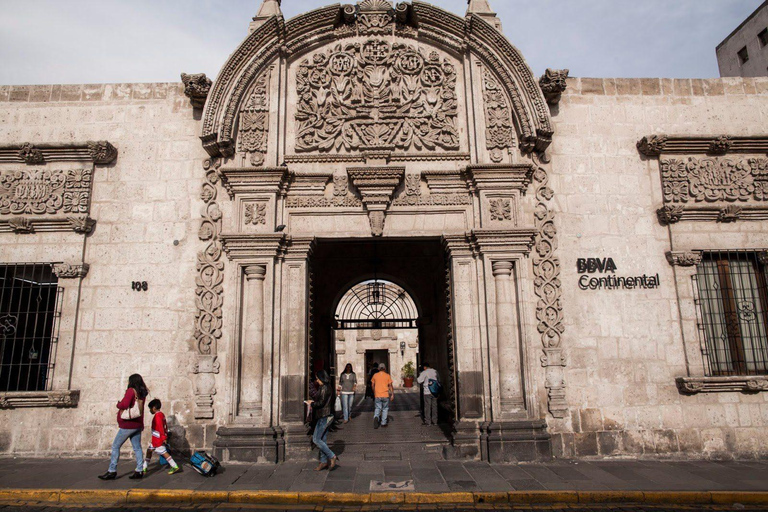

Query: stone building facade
left=0, top=0, right=767, bottom=461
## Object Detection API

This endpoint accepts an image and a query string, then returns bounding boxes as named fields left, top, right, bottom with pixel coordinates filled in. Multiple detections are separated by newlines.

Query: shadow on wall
left=166, top=415, right=192, bottom=457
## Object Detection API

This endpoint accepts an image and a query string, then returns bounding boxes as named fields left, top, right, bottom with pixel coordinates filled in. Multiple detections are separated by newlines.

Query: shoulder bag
left=120, top=389, right=143, bottom=420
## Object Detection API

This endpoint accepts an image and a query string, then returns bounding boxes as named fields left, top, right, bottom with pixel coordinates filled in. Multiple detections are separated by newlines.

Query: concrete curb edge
left=0, top=489, right=766, bottom=506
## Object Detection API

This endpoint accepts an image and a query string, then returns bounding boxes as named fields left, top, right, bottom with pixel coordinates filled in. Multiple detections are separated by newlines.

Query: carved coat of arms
left=295, top=39, right=459, bottom=153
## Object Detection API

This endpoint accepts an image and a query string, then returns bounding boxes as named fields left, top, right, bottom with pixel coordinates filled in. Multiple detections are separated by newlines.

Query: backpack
left=189, top=450, right=220, bottom=477
left=428, top=378, right=442, bottom=396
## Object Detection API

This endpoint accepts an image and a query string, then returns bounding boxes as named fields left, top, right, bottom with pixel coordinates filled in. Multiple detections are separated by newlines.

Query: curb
left=0, top=489, right=767, bottom=506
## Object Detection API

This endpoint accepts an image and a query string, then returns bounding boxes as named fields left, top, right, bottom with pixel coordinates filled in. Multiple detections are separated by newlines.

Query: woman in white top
left=337, top=364, right=357, bottom=423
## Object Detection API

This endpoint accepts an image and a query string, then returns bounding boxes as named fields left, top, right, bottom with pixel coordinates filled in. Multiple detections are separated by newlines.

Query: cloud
left=0, top=0, right=762, bottom=85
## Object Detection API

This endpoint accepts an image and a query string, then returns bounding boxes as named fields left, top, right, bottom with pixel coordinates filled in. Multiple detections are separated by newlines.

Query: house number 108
left=132, top=281, right=148, bottom=292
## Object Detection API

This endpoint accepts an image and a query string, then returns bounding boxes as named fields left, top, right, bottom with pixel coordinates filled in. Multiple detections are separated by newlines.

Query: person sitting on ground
left=143, top=399, right=181, bottom=475
left=417, top=361, right=439, bottom=425
left=371, top=363, right=394, bottom=429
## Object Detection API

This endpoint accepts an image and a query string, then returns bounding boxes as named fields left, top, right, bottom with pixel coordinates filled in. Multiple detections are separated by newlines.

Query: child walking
left=143, top=399, right=181, bottom=475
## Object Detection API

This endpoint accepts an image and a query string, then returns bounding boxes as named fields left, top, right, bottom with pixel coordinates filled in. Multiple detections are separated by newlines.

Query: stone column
left=238, top=264, right=267, bottom=418
left=492, top=261, right=524, bottom=412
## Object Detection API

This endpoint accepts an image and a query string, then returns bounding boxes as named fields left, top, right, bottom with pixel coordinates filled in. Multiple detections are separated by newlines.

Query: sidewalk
left=1, top=457, right=767, bottom=503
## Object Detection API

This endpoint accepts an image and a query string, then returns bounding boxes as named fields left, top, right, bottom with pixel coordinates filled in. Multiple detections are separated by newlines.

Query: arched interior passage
left=309, top=238, right=455, bottom=431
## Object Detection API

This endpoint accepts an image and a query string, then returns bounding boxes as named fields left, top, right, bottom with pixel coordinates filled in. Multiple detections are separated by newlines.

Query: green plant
left=402, top=361, right=415, bottom=379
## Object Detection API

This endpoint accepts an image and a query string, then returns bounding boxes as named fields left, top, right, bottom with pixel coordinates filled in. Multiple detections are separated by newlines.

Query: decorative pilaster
left=192, top=355, right=220, bottom=420
left=491, top=261, right=523, bottom=412
left=239, top=265, right=267, bottom=418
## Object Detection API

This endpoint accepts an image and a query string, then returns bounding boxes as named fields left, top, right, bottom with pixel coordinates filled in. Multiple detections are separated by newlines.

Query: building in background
left=717, top=0, right=768, bottom=77
left=1, top=0, right=768, bottom=463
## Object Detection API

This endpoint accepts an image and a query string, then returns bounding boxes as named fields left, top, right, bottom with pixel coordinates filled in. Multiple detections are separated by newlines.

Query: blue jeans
left=341, top=393, right=354, bottom=421
left=374, top=397, right=389, bottom=425
left=313, top=415, right=335, bottom=463
left=108, top=428, right=144, bottom=473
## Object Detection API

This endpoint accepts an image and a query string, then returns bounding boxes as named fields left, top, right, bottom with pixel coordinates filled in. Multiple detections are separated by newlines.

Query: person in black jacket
left=307, top=370, right=338, bottom=471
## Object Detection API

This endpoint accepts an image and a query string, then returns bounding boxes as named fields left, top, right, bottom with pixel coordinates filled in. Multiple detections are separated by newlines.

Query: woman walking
left=337, top=363, right=357, bottom=423
left=98, top=374, right=149, bottom=480
left=308, top=370, right=338, bottom=471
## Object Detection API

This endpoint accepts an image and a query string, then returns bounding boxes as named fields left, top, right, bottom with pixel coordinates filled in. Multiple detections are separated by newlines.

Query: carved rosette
left=181, top=73, right=212, bottom=109
left=481, top=67, right=515, bottom=163
left=637, top=135, right=668, bottom=157
left=194, top=158, right=224, bottom=419
left=489, top=198, right=512, bottom=221
left=665, top=251, right=702, bottom=267
left=52, top=263, right=90, bottom=279
left=244, top=202, right=267, bottom=225
left=238, top=68, right=271, bottom=166
left=295, top=40, right=459, bottom=154
left=538, top=68, right=569, bottom=105
left=86, top=141, right=118, bottom=164
left=18, top=143, right=44, bottom=165
left=531, top=152, right=567, bottom=419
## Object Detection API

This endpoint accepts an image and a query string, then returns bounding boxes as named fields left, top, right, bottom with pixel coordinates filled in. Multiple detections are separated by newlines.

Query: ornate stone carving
left=637, top=135, right=668, bottom=157
left=531, top=152, right=567, bottom=419
left=238, top=68, right=271, bottom=166
left=489, top=198, right=512, bottom=221
left=86, top=141, right=118, bottom=165
left=9, top=217, right=33, bottom=234
left=244, top=202, right=267, bottom=225
left=67, top=216, right=96, bottom=234
left=285, top=196, right=362, bottom=208
left=481, top=67, right=514, bottom=163
left=538, top=68, right=569, bottom=105
left=392, top=192, right=470, bottom=206
left=0, top=168, right=92, bottom=216
left=333, top=174, right=349, bottom=196
left=718, top=204, right=742, bottom=222
left=52, top=263, right=90, bottom=279
left=0, top=390, right=80, bottom=409
left=404, top=173, right=420, bottom=196
left=295, top=40, right=459, bottom=153
left=665, top=251, right=702, bottom=267
left=676, top=376, right=768, bottom=394
left=709, top=135, right=732, bottom=155
left=656, top=204, right=684, bottom=225
left=194, top=158, right=224, bottom=420
left=660, top=157, right=768, bottom=203
left=347, top=166, right=404, bottom=237
left=18, top=143, right=44, bottom=165
left=181, top=73, right=212, bottom=109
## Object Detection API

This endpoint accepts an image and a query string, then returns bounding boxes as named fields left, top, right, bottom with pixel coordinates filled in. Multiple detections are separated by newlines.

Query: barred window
left=0, top=264, right=63, bottom=392
left=695, top=251, right=768, bottom=376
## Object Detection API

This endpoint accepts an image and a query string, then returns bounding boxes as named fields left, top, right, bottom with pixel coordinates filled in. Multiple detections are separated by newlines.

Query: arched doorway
left=308, top=238, right=455, bottom=458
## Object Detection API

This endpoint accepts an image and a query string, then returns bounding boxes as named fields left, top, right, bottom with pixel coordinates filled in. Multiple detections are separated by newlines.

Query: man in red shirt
left=143, top=399, right=181, bottom=475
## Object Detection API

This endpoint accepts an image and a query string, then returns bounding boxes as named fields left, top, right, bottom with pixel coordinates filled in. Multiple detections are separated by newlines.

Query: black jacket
left=312, top=383, right=333, bottom=419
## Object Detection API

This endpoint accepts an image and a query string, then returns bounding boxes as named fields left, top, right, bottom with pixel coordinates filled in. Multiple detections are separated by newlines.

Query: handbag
left=428, top=378, right=442, bottom=396
left=120, top=389, right=142, bottom=420
left=334, top=395, right=341, bottom=413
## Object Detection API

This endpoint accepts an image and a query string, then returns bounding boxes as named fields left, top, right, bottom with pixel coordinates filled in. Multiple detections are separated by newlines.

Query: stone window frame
left=0, top=141, right=115, bottom=408
left=667, top=249, right=768, bottom=395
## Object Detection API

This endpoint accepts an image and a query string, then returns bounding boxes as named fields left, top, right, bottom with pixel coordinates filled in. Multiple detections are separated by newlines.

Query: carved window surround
left=0, top=390, right=80, bottom=409
left=639, top=134, right=768, bottom=224
left=0, top=141, right=115, bottom=235
left=676, top=376, right=768, bottom=394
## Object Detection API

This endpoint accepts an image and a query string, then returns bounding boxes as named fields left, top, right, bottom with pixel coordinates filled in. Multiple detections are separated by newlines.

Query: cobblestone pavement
left=1, top=458, right=767, bottom=494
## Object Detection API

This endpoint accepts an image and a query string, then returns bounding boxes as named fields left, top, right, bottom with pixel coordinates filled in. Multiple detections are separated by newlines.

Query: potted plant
left=402, top=361, right=415, bottom=388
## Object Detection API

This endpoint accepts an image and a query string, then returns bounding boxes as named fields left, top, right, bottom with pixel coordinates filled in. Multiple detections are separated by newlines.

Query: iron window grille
left=0, top=264, right=63, bottom=392
left=693, top=251, right=768, bottom=376
left=334, top=279, right=418, bottom=330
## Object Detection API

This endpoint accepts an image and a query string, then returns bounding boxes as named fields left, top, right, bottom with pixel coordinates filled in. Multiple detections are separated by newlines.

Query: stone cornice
left=219, top=167, right=290, bottom=199
left=676, top=376, right=768, bottom=394
left=0, top=216, right=96, bottom=235
left=0, top=141, right=117, bottom=165
left=220, top=233, right=287, bottom=260
left=52, top=263, right=90, bottom=279
left=0, top=390, right=80, bottom=409
left=637, top=134, right=768, bottom=157
left=656, top=204, right=768, bottom=225
left=665, top=251, right=702, bottom=267
left=463, top=164, right=535, bottom=192
left=443, top=228, right=537, bottom=258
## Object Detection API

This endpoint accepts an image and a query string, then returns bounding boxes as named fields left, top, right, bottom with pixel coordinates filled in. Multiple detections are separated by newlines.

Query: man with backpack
left=417, top=362, right=440, bottom=425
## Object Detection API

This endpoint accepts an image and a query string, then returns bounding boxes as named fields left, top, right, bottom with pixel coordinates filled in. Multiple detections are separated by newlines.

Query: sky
left=0, top=0, right=763, bottom=85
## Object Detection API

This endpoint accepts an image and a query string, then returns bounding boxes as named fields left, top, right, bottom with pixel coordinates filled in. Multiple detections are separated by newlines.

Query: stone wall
left=0, top=83, right=211, bottom=455
left=549, top=76, right=768, bottom=459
